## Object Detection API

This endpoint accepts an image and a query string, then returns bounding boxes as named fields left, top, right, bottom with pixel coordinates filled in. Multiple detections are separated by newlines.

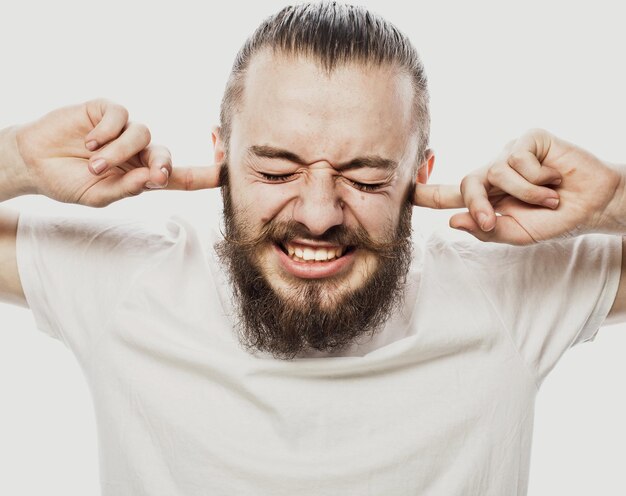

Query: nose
left=292, top=170, right=344, bottom=236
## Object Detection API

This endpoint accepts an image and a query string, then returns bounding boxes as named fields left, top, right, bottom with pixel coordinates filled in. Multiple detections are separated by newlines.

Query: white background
left=1, top=0, right=625, bottom=494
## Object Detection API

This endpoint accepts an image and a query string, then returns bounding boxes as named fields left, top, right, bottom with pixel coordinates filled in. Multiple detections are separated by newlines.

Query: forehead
left=231, top=50, right=416, bottom=164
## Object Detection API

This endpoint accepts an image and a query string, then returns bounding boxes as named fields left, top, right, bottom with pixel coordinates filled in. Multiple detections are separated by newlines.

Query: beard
left=215, top=162, right=414, bottom=360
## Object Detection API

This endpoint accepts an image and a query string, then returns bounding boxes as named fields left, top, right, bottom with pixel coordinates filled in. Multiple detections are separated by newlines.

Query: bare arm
left=0, top=126, right=32, bottom=307
left=0, top=208, right=22, bottom=306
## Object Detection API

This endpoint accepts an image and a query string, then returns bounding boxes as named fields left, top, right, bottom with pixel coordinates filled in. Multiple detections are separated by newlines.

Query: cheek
left=341, top=187, right=404, bottom=238
left=344, top=197, right=398, bottom=237
left=238, top=182, right=298, bottom=224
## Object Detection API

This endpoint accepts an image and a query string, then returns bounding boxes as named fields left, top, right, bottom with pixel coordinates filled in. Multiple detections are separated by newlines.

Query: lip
left=289, top=238, right=342, bottom=248
left=273, top=242, right=356, bottom=279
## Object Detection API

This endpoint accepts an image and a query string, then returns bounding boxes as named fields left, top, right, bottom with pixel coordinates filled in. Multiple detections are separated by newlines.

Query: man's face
left=215, top=50, right=432, bottom=358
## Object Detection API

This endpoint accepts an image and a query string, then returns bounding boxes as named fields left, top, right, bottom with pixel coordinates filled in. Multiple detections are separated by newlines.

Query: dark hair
left=219, top=1, right=430, bottom=165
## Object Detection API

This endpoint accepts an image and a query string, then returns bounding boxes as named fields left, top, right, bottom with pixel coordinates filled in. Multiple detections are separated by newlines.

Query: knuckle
left=183, top=168, right=194, bottom=191
left=526, top=127, right=552, bottom=145
left=127, top=187, right=143, bottom=198
left=461, top=171, right=480, bottom=187
left=135, top=123, right=151, bottom=144
left=98, top=98, right=129, bottom=119
left=89, top=97, right=109, bottom=108
left=155, top=146, right=172, bottom=163
left=150, top=143, right=166, bottom=155
left=507, top=152, right=524, bottom=168
left=459, top=175, right=472, bottom=195
left=108, top=100, right=129, bottom=120
left=486, top=166, right=503, bottom=183
left=520, top=187, right=541, bottom=204
left=527, top=127, right=547, bottom=137
left=119, top=106, right=130, bottom=123
left=432, top=186, right=442, bottom=210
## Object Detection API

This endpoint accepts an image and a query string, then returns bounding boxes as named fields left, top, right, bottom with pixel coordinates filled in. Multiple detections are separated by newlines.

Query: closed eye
left=260, top=172, right=386, bottom=191
left=259, top=172, right=297, bottom=182
left=347, top=179, right=386, bottom=192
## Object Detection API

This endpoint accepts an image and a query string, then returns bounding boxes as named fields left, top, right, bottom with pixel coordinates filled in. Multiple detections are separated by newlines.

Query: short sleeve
left=15, top=212, right=181, bottom=354
left=455, top=233, right=622, bottom=387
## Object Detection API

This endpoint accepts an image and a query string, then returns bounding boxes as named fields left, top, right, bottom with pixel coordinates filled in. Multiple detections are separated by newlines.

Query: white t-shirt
left=15, top=213, right=622, bottom=496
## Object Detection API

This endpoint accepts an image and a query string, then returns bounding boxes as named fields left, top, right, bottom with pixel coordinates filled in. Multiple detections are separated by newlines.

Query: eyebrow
left=247, top=145, right=399, bottom=171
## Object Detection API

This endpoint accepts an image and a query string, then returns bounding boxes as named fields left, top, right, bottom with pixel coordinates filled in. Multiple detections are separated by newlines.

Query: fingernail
left=91, top=158, right=107, bottom=174
left=160, top=167, right=169, bottom=179
left=543, top=197, right=559, bottom=209
left=477, top=212, right=489, bottom=231
left=549, top=178, right=562, bottom=186
left=145, top=181, right=163, bottom=189
left=86, top=140, right=98, bottom=151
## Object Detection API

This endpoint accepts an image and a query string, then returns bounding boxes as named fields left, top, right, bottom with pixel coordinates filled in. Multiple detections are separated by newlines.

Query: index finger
left=165, top=165, right=222, bottom=191
left=413, top=183, right=464, bottom=209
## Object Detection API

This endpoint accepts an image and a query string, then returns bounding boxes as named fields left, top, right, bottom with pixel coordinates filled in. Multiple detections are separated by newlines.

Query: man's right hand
left=11, top=98, right=221, bottom=207
left=0, top=99, right=223, bottom=307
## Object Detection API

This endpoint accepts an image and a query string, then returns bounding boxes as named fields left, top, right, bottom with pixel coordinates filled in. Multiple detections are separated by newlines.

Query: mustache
left=221, top=218, right=409, bottom=259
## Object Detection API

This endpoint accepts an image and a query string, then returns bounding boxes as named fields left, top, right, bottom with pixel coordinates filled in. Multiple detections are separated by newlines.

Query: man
left=0, top=2, right=624, bottom=495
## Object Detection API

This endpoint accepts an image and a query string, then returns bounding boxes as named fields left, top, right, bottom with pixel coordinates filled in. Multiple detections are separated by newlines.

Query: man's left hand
left=414, top=129, right=625, bottom=245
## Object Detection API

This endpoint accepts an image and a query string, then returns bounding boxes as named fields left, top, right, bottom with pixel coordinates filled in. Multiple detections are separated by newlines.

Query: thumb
left=165, top=164, right=222, bottom=191
left=84, top=166, right=151, bottom=207
left=449, top=211, right=535, bottom=245
left=413, top=183, right=464, bottom=209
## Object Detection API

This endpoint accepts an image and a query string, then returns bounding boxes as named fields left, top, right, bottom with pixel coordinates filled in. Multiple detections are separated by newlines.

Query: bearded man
left=1, top=3, right=625, bottom=495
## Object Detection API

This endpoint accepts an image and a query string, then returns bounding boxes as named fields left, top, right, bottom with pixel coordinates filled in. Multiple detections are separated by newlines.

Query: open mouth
left=277, top=241, right=356, bottom=263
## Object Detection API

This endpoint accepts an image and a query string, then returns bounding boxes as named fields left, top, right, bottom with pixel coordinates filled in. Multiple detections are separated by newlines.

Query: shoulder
left=416, top=230, right=621, bottom=268
left=417, top=227, right=621, bottom=280
left=17, top=211, right=206, bottom=263
left=421, top=227, right=617, bottom=257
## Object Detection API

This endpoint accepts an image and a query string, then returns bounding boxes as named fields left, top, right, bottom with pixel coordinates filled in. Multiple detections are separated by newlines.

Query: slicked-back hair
left=219, top=1, right=430, bottom=166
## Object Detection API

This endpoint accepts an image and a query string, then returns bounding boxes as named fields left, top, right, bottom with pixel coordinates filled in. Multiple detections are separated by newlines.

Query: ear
left=211, top=125, right=226, bottom=164
left=416, top=149, right=435, bottom=184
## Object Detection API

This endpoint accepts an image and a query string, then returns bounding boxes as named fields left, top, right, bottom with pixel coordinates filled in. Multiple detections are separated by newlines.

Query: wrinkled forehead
left=230, top=50, right=417, bottom=165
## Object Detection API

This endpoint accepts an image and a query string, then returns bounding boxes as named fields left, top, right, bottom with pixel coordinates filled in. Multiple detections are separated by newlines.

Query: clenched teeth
left=283, top=242, right=345, bottom=262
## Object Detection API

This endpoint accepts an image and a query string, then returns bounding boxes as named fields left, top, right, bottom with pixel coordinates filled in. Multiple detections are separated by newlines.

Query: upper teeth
left=285, top=243, right=345, bottom=261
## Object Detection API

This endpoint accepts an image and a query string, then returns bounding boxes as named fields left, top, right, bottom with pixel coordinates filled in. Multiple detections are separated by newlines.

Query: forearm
left=0, top=126, right=36, bottom=202
left=599, top=164, right=626, bottom=235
